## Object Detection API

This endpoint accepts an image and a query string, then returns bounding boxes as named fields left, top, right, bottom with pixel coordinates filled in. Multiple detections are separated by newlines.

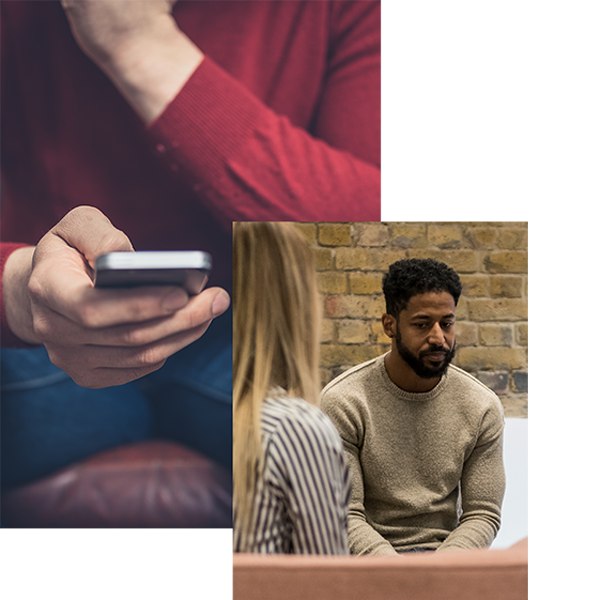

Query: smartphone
left=94, top=251, right=212, bottom=295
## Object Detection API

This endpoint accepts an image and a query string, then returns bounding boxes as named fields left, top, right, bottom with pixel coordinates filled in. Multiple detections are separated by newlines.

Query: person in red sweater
left=0, top=1, right=380, bottom=503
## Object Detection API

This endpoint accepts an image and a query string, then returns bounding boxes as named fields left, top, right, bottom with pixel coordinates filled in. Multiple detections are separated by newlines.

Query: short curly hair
left=383, top=258, right=462, bottom=317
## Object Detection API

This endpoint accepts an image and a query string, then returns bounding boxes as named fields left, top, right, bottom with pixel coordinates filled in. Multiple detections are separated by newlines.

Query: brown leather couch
left=1, top=440, right=232, bottom=528
left=233, top=538, right=528, bottom=600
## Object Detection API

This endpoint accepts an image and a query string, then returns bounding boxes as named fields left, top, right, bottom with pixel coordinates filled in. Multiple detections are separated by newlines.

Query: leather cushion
left=1, top=440, right=232, bottom=528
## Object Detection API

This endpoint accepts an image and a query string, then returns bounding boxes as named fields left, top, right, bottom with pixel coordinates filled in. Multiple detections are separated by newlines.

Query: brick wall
left=294, top=222, right=528, bottom=418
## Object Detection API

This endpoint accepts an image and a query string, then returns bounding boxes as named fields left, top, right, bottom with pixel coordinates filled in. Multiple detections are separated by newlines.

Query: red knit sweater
left=0, top=0, right=380, bottom=347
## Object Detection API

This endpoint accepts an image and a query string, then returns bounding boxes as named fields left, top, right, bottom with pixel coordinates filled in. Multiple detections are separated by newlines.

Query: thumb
left=51, top=205, right=134, bottom=269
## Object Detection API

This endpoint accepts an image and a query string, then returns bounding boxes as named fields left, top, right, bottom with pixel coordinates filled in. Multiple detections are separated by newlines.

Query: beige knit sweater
left=321, top=354, right=505, bottom=555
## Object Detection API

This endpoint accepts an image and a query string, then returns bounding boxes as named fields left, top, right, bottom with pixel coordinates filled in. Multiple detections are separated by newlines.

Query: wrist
left=99, top=17, right=204, bottom=124
left=96, top=13, right=178, bottom=71
left=3, top=246, right=41, bottom=346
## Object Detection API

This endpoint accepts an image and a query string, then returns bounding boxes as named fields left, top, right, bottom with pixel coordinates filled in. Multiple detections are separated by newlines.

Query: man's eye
left=442, top=322, right=454, bottom=328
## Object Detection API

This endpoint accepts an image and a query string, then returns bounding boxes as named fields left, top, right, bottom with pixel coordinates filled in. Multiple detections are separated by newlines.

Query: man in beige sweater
left=321, top=258, right=505, bottom=554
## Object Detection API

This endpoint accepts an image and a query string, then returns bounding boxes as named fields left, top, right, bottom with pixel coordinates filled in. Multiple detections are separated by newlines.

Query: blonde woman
left=233, top=222, right=349, bottom=555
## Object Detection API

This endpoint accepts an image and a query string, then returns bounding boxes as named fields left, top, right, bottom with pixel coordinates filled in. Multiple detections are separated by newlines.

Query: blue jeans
left=1, top=312, right=231, bottom=491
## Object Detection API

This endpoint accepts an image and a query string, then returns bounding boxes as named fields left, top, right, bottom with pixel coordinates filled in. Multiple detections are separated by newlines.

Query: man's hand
left=61, top=0, right=203, bottom=123
left=3, top=206, right=229, bottom=388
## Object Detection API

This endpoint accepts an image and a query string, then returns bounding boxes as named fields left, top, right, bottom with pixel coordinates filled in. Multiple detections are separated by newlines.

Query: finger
left=75, top=320, right=213, bottom=371
left=34, top=287, right=229, bottom=345
left=31, top=206, right=134, bottom=295
left=47, top=314, right=214, bottom=380
left=71, top=364, right=166, bottom=389
left=70, top=285, right=228, bottom=330
left=31, top=243, right=203, bottom=329
left=51, top=205, right=134, bottom=268
left=31, top=276, right=190, bottom=329
left=67, top=285, right=193, bottom=328
left=88, top=287, right=229, bottom=345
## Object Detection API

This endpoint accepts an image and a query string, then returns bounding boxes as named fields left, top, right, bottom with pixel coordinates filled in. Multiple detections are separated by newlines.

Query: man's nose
left=428, top=323, right=445, bottom=346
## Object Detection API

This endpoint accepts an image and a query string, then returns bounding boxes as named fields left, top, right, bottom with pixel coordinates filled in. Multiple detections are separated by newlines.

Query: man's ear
left=382, top=313, right=396, bottom=338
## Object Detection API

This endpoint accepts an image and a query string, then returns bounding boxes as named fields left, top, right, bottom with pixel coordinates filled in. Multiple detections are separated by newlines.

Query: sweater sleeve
left=144, top=2, right=380, bottom=224
left=0, top=12, right=28, bottom=348
left=0, top=6, right=10, bottom=119
left=321, top=388, right=397, bottom=556
left=437, top=404, right=506, bottom=552
left=266, top=408, right=350, bottom=555
left=0, top=16, right=27, bottom=347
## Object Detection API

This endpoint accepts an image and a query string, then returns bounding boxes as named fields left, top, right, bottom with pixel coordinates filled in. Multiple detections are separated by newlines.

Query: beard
left=395, top=332, right=456, bottom=380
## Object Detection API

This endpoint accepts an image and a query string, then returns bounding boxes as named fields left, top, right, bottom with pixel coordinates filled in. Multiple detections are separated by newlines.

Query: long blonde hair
left=233, top=222, right=322, bottom=546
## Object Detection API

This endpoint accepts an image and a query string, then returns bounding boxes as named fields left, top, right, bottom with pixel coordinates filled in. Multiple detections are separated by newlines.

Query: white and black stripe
left=234, top=395, right=350, bottom=554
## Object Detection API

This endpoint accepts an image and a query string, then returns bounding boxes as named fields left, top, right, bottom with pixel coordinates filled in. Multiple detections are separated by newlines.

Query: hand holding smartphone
left=21, top=205, right=226, bottom=389
left=94, top=251, right=212, bottom=295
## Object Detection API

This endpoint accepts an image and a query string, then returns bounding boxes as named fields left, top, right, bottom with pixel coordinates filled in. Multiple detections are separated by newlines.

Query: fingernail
left=211, top=291, right=230, bottom=317
left=162, top=289, right=188, bottom=313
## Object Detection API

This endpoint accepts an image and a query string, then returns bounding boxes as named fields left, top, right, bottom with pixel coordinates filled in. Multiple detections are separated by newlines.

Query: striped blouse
left=234, top=394, right=350, bottom=554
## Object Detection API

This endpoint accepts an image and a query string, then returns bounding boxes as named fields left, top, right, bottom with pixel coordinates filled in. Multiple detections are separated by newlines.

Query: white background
left=383, top=2, right=599, bottom=599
